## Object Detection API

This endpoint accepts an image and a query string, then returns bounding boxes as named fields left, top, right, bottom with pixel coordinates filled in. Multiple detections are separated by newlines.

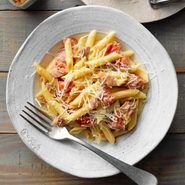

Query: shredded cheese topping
left=34, top=31, right=149, bottom=144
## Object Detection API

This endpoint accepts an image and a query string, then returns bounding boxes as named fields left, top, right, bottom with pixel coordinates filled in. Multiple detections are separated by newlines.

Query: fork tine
left=22, top=109, right=51, bottom=131
left=22, top=110, right=51, bottom=131
left=25, top=105, right=51, bottom=130
left=27, top=102, right=52, bottom=121
left=20, top=113, right=49, bottom=134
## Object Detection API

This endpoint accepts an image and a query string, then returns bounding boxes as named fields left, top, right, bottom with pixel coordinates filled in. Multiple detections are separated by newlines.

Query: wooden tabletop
left=0, top=1, right=185, bottom=184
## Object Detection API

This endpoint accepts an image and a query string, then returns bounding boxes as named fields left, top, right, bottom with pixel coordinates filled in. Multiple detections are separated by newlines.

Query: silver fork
left=149, top=0, right=185, bottom=8
left=20, top=102, right=158, bottom=185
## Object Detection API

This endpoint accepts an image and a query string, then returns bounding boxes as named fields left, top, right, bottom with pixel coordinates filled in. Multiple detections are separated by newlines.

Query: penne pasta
left=138, top=99, right=144, bottom=114
left=35, top=31, right=149, bottom=144
left=64, top=38, right=73, bottom=71
left=34, top=63, right=53, bottom=82
left=128, top=104, right=138, bottom=131
left=74, top=57, right=86, bottom=70
left=82, top=129, right=94, bottom=141
left=86, top=30, right=97, bottom=47
left=46, top=57, right=57, bottom=71
left=69, top=83, right=99, bottom=108
left=122, top=50, right=134, bottom=57
left=69, top=126, right=86, bottom=135
left=93, top=31, right=115, bottom=51
left=42, top=88, right=69, bottom=119
left=65, top=67, right=93, bottom=81
left=113, top=130, right=128, bottom=137
left=90, top=125, right=103, bottom=144
left=112, top=89, right=146, bottom=100
left=87, top=52, right=121, bottom=68
left=78, top=35, right=87, bottom=49
left=67, top=106, right=91, bottom=122
left=100, top=122, right=115, bottom=144
left=134, top=68, right=149, bottom=83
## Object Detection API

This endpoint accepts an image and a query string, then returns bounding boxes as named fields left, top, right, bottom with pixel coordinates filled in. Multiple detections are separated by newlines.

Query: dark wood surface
left=0, top=0, right=85, bottom=10
left=1, top=134, right=185, bottom=185
left=0, top=1, right=185, bottom=184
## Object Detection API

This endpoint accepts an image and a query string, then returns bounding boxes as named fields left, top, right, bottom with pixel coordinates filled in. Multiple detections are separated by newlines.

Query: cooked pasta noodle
left=35, top=31, right=149, bottom=144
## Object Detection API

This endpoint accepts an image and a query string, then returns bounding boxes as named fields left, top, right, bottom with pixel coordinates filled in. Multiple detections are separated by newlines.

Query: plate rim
left=82, top=0, right=185, bottom=23
left=6, top=5, right=178, bottom=178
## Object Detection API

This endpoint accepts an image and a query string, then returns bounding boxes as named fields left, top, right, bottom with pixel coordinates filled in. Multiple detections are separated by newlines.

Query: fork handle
left=68, top=135, right=158, bottom=185
left=151, top=0, right=184, bottom=3
left=150, top=0, right=185, bottom=6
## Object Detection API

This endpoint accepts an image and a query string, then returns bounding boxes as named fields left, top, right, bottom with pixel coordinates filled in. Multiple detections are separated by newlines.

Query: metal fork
left=149, top=0, right=185, bottom=8
left=20, top=102, right=158, bottom=185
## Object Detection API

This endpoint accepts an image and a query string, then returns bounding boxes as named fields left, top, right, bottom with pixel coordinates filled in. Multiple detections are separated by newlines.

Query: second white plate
left=82, top=0, right=185, bottom=23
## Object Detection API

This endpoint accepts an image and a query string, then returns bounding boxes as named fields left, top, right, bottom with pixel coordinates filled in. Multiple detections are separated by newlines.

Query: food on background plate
left=13, top=0, right=26, bottom=4
left=34, top=30, right=149, bottom=144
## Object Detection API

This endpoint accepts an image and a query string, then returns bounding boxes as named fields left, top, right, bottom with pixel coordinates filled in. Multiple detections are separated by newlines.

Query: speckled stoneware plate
left=82, top=0, right=185, bottom=23
left=6, top=6, right=178, bottom=178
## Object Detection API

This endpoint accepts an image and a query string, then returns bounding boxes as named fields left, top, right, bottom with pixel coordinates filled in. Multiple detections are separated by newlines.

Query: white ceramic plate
left=6, top=6, right=178, bottom=178
left=82, top=0, right=185, bottom=23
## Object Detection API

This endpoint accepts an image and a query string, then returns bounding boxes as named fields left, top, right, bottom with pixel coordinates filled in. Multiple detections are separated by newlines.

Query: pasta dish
left=34, top=30, right=149, bottom=144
